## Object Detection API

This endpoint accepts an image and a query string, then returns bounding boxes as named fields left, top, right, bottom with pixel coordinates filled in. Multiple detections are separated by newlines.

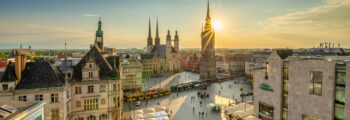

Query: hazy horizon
left=1, top=0, right=349, bottom=49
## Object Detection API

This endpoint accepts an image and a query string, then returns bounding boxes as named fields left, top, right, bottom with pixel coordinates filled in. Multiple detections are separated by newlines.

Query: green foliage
left=0, top=51, right=10, bottom=59
left=240, top=86, right=244, bottom=92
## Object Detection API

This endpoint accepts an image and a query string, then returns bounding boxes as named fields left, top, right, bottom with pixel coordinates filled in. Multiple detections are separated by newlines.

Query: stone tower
left=95, top=17, right=104, bottom=51
left=174, top=30, right=179, bottom=52
left=154, top=18, right=160, bottom=46
left=147, top=17, right=153, bottom=53
left=200, top=1, right=216, bottom=80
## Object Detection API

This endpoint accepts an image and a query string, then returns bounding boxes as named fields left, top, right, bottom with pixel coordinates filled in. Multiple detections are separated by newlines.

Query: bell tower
left=95, top=17, right=104, bottom=51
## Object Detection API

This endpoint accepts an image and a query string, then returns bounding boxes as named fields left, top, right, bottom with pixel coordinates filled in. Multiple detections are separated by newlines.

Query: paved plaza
left=123, top=72, right=253, bottom=120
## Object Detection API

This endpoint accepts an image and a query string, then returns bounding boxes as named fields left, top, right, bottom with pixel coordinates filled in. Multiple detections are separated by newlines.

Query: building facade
left=120, top=59, right=143, bottom=94
left=253, top=50, right=349, bottom=120
left=0, top=19, right=123, bottom=120
left=200, top=1, right=216, bottom=80
left=140, top=18, right=180, bottom=76
left=228, top=54, right=246, bottom=76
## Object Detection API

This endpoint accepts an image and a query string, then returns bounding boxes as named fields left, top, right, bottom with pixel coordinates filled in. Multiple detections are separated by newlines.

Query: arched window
left=99, top=114, right=107, bottom=120
left=87, top=115, right=96, bottom=120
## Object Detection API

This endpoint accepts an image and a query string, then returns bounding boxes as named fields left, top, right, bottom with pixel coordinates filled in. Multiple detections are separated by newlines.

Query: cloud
left=83, top=14, right=99, bottom=17
left=258, top=0, right=350, bottom=47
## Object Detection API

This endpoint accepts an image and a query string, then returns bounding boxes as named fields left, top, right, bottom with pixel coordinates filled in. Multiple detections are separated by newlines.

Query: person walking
left=193, top=107, right=195, bottom=112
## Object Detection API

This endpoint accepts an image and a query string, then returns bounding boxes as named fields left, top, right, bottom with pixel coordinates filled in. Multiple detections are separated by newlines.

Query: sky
left=0, top=0, right=349, bottom=49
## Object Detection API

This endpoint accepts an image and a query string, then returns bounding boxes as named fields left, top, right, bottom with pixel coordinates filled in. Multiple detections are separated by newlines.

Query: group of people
left=190, top=96, right=196, bottom=103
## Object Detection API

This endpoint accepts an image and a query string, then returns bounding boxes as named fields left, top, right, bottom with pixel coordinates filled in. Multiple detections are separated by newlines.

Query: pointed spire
left=155, top=17, right=160, bottom=45
left=207, top=0, right=210, bottom=17
left=156, top=17, right=159, bottom=39
left=175, top=30, right=179, bottom=39
left=167, top=30, right=171, bottom=38
left=148, top=17, right=152, bottom=38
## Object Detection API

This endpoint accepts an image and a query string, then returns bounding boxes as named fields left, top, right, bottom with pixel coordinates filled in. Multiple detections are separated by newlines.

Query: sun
left=213, top=21, right=222, bottom=30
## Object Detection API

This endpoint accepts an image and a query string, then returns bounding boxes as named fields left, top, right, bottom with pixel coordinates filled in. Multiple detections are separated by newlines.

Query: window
left=87, top=115, right=96, bottom=120
left=51, top=109, right=59, bottom=120
left=258, top=103, right=273, bottom=119
left=282, top=109, right=288, bottom=120
left=88, top=85, right=94, bottom=93
left=309, top=71, right=322, bottom=95
left=302, top=115, right=323, bottom=120
left=89, top=72, right=93, bottom=78
left=282, top=94, right=288, bottom=107
left=76, top=101, right=81, bottom=107
left=89, top=64, right=92, bottom=68
left=335, top=103, right=344, bottom=120
left=283, top=80, right=289, bottom=94
left=75, top=86, right=82, bottom=94
left=2, top=84, right=8, bottom=91
left=283, top=61, right=289, bottom=80
left=84, top=99, right=98, bottom=111
left=335, top=86, right=345, bottom=103
left=335, top=64, right=346, bottom=85
left=68, top=73, right=71, bottom=78
left=19, top=96, right=27, bottom=101
left=51, top=93, right=59, bottom=103
left=99, top=114, right=107, bottom=120
left=113, top=84, right=117, bottom=91
left=100, top=85, right=106, bottom=92
left=35, top=95, right=43, bottom=101
left=66, top=90, right=69, bottom=98
left=101, top=99, right=105, bottom=104
left=113, top=97, right=117, bottom=108
left=265, top=62, right=269, bottom=79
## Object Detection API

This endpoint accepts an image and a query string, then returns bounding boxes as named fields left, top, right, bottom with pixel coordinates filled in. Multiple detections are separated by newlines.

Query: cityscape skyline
left=0, top=0, right=349, bottom=49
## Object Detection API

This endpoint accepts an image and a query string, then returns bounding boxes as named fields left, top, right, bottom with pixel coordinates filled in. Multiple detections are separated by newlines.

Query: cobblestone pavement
left=123, top=72, right=253, bottom=120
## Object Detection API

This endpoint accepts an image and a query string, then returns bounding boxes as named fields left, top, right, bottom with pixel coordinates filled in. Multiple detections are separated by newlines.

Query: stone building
left=253, top=49, right=349, bottom=120
left=200, top=1, right=216, bottom=80
left=120, top=59, right=143, bottom=94
left=228, top=54, right=246, bottom=76
left=8, top=45, right=35, bottom=58
left=0, top=18, right=123, bottom=120
left=140, top=18, right=180, bottom=76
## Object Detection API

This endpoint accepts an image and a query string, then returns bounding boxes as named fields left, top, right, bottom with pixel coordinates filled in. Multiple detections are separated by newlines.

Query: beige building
left=141, top=18, right=180, bottom=76
left=120, top=59, right=143, bottom=94
left=0, top=19, right=124, bottom=120
left=253, top=49, right=349, bottom=120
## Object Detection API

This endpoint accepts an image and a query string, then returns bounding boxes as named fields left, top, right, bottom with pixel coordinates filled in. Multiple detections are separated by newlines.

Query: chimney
left=15, top=55, right=26, bottom=85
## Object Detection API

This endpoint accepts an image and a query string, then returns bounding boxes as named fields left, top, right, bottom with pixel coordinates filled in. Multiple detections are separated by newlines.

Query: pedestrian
left=173, top=94, right=174, bottom=99
left=193, top=107, right=195, bottom=111
left=199, top=112, right=200, bottom=117
left=206, top=113, right=207, bottom=117
left=177, top=93, right=179, bottom=96
left=202, top=112, right=204, bottom=116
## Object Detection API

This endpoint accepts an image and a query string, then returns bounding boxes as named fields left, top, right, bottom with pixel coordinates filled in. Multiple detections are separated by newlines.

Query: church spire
left=207, top=0, right=210, bottom=18
left=147, top=17, right=153, bottom=46
left=155, top=17, right=160, bottom=45
left=148, top=17, right=152, bottom=39
left=204, top=0, right=212, bottom=32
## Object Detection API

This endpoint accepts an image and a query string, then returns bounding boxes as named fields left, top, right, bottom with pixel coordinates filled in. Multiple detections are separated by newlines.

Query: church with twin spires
left=140, top=18, right=180, bottom=76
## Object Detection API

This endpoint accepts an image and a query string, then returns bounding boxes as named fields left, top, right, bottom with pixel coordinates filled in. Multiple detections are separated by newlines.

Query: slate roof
left=151, top=45, right=166, bottom=58
left=140, top=54, right=155, bottom=60
left=72, top=44, right=119, bottom=81
left=276, top=50, right=293, bottom=59
left=8, top=49, right=35, bottom=58
left=0, top=63, right=16, bottom=82
left=15, top=62, right=64, bottom=90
